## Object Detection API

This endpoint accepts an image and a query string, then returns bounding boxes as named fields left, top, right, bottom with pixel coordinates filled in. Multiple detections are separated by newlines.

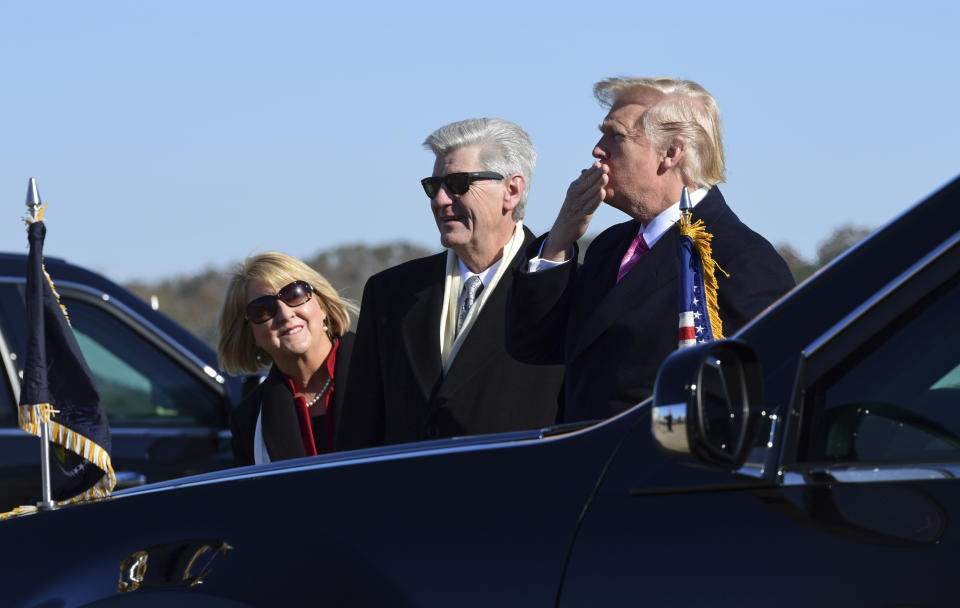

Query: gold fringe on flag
left=44, top=266, right=72, bottom=326
left=15, top=265, right=113, bottom=496
left=0, top=403, right=117, bottom=519
left=0, top=250, right=115, bottom=520
left=679, top=215, right=727, bottom=339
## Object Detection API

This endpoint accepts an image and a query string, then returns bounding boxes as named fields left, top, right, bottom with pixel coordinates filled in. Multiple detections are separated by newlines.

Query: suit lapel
left=331, top=332, right=354, bottom=436
left=566, top=222, right=635, bottom=330
left=571, top=226, right=680, bottom=358
left=399, top=255, right=445, bottom=402
left=567, top=187, right=728, bottom=360
left=435, top=269, right=506, bottom=397
left=259, top=366, right=306, bottom=461
left=436, top=227, right=534, bottom=398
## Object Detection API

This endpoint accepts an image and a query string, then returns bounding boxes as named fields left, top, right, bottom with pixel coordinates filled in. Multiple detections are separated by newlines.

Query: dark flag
left=677, top=188, right=725, bottom=348
left=5, top=196, right=115, bottom=516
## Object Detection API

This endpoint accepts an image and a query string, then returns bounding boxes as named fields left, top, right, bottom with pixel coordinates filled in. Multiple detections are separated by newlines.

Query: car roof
left=0, top=251, right=243, bottom=403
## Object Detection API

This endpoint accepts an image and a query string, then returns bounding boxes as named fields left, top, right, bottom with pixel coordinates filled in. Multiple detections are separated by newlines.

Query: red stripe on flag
left=679, top=326, right=696, bottom=341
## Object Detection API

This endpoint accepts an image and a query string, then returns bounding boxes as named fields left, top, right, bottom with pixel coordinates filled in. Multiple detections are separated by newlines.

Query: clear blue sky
left=2, top=0, right=957, bottom=282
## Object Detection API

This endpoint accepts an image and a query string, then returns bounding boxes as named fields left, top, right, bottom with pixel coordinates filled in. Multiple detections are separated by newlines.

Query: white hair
left=423, top=118, right=536, bottom=221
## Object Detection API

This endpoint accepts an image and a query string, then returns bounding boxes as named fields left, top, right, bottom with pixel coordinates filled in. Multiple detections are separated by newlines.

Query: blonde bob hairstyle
left=594, top=77, right=726, bottom=188
left=217, top=251, right=355, bottom=375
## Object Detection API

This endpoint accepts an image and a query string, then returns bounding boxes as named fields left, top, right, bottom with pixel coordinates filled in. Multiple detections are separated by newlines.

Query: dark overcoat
left=338, top=226, right=564, bottom=449
left=507, top=187, right=795, bottom=422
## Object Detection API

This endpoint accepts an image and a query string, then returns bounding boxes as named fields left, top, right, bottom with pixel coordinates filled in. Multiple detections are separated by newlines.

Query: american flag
left=676, top=186, right=723, bottom=349
left=677, top=230, right=716, bottom=348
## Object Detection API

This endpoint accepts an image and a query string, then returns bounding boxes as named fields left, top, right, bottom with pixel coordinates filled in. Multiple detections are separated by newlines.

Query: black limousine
left=1, top=174, right=958, bottom=607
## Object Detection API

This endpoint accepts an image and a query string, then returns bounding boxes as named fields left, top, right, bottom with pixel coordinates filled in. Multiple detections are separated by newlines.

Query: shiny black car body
left=0, top=254, right=243, bottom=510
left=1, top=175, right=958, bottom=607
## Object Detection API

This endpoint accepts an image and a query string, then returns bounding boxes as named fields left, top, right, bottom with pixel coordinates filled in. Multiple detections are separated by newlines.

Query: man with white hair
left=338, top=118, right=563, bottom=449
left=507, top=77, right=794, bottom=423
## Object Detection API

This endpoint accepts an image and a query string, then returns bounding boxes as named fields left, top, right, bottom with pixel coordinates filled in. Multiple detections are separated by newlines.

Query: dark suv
left=0, top=253, right=242, bottom=510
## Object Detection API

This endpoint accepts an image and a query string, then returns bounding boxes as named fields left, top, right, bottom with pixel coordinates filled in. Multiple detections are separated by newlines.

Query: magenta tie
left=616, top=233, right=649, bottom=284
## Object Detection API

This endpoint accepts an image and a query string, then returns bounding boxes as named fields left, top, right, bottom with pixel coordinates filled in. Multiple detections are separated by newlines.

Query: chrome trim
left=0, top=275, right=226, bottom=394
left=651, top=403, right=690, bottom=457
left=0, top=321, right=20, bottom=404
left=111, top=423, right=603, bottom=501
left=25, top=178, right=43, bottom=221
left=765, top=411, right=780, bottom=450
left=737, top=463, right=765, bottom=479
left=803, top=228, right=960, bottom=358
left=735, top=410, right=782, bottom=479
left=115, top=471, right=147, bottom=488
left=782, top=463, right=960, bottom=486
left=60, top=281, right=222, bottom=381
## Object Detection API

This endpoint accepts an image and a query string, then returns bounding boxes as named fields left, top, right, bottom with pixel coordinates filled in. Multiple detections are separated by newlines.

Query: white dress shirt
left=528, top=187, right=709, bottom=272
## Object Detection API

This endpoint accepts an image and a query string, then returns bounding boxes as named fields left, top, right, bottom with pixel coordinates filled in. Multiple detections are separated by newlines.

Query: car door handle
left=115, top=471, right=148, bottom=488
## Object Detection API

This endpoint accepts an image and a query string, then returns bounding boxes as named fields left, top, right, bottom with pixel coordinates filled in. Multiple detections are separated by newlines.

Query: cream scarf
left=439, top=221, right=525, bottom=373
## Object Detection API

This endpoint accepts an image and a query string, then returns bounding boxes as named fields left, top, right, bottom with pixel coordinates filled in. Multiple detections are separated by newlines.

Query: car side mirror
left=651, top=340, right=762, bottom=469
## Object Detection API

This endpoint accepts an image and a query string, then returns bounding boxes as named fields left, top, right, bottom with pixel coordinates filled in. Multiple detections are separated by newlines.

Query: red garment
left=323, top=339, right=339, bottom=452
left=280, top=337, right=340, bottom=457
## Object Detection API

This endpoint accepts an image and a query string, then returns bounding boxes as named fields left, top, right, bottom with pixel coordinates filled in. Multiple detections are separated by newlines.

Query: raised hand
left=541, top=161, right=608, bottom=262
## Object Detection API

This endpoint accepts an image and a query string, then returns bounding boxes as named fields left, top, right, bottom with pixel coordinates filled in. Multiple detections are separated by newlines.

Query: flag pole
left=679, top=186, right=692, bottom=224
left=38, top=411, right=57, bottom=510
left=25, top=178, right=57, bottom=510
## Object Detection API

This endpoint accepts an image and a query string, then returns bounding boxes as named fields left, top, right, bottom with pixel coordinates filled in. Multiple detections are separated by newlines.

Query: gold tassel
left=1, top=404, right=117, bottom=519
left=22, top=203, right=48, bottom=226
left=42, top=265, right=72, bottom=327
left=679, top=215, right=726, bottom=339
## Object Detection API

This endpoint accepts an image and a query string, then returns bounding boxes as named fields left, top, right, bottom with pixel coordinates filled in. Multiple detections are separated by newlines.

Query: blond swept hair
left=217, top=252, right=356, bottom=375
left=594, top=77, right=726, bottom=188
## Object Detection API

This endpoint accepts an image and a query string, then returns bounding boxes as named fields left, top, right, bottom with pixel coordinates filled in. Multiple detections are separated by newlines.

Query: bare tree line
left=125, top=225, right=873, bottom=350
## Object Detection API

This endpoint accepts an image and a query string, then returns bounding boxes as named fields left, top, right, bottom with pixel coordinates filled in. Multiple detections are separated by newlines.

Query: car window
left=0, top=354, right=13, bottom=426
left=0, top=283, right=25, bottom=427
left=63, top=298, right=223, bottom=427
left=800, top=273, right=960, bottom=464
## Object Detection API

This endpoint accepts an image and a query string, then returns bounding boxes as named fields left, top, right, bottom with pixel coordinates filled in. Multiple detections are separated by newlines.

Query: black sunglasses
left=420, top=171, right=504, bottom=198
left=245, top=280, right=314, bottom=324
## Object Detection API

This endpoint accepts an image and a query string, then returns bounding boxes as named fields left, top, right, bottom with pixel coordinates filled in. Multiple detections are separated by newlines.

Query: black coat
left=507, top=187, right=795, bottom=422
left=337, top=226, right=564, bottom=450
left=230, top=332, right=354, bottom=466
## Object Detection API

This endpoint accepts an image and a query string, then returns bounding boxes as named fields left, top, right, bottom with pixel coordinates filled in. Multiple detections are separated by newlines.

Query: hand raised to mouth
left=542, top=161, right=609, bottom=262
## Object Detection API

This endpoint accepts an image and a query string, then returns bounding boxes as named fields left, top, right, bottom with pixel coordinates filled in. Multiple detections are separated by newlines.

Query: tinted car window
left=0, top=352, right=13, bottom=426
left=0, top=283, right=25, bottom=427
left=801, top=273, right=960, bottom=463
left=63, top=298, right=222, bottom=427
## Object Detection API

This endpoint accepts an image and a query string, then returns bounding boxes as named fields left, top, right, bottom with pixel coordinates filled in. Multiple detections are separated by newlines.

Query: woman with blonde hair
left=219, top=252, right=355, bottom=465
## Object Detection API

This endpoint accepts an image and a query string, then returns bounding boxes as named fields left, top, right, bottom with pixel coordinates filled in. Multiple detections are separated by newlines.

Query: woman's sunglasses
left=245, top=280, right=313, bottom=324
left=420, top=171, right=504, bottom=198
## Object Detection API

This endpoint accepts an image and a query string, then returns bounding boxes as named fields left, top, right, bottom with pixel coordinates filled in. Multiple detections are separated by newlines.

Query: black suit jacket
left=337, top=226, right=563, bottom=450
left=230, top=332, right=354, bottom=466
left=507, top=187, right=795, bottom=422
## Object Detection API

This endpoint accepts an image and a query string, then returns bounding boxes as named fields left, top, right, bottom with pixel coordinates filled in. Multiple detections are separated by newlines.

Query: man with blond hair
left=339, top=118, right=562, bottom=449
left=507, top=77, right=794, bottom=422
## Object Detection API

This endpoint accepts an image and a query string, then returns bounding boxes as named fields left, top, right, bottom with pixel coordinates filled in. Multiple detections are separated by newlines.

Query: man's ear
left=502, top=174, right=524, bottom=214
left=659, top=139, right=686, bottom=172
